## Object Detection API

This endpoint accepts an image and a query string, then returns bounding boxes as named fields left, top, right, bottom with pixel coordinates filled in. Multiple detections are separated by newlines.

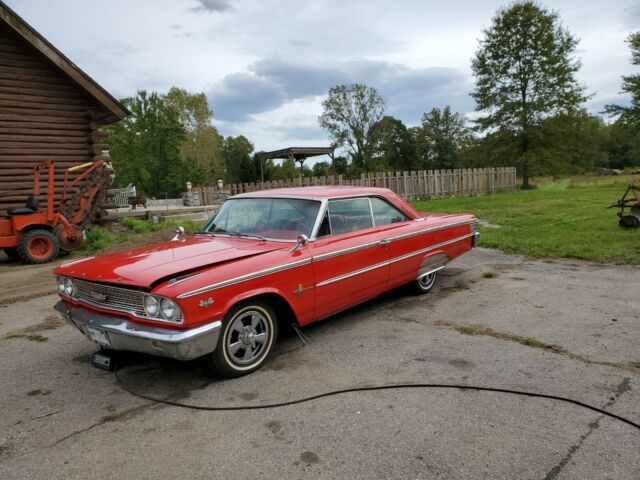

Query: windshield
left=203, top=198, right=321, bottom=241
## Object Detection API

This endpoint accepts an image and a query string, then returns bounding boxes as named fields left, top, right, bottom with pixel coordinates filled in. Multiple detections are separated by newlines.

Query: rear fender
left=417, top=252, right=449, bottom=279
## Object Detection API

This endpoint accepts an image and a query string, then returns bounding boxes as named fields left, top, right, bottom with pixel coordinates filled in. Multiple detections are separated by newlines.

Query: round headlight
left=144, top=295, right=159, bottom=317
left=64, top=277, right=76, bottom=297
left=160, top=298, right=179, bottom=321
left=57, top=276, right=66, bottom=294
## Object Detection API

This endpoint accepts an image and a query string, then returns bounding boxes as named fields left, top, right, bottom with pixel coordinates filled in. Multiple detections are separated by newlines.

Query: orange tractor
left=0, top=159, right=113, bottom=263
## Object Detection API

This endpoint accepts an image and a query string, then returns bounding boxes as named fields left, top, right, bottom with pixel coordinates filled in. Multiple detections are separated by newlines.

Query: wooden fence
left=194, top=167, right=517, bottom=204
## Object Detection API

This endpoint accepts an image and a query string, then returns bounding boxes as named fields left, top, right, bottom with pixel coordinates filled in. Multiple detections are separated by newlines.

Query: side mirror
left=289, top=234, right=309, bottom=253
left=172, top=226, right=185, bottom=241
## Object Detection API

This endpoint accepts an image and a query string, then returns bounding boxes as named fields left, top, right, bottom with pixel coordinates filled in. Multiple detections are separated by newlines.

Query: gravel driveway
left=0, top=248, right=638, bottom=479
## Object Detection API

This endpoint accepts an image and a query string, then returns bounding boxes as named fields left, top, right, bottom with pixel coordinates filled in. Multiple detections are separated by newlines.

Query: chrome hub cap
left=226, top=310, right=269, bottom=365
left=419, top=272, right=436, bottom=289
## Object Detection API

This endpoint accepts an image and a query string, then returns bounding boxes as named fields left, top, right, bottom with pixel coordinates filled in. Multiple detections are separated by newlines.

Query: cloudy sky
left=6, top=0, right=640, bottom=154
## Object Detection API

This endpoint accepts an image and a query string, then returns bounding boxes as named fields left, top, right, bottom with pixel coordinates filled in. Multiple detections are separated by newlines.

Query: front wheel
left=206, top=300, right=278, bottom=378
left=410, top=271, right=438, bottom=295
left=17, top=229, right=59, bottom=264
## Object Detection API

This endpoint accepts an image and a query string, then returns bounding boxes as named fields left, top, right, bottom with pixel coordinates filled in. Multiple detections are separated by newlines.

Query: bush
left=120, top=217, right=160, bottom=234
left=83, top=227, right=115, bottom=253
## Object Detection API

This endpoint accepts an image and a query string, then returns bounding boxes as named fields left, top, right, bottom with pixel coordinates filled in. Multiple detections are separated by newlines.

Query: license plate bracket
left=86, top=326, right=111, bottom=347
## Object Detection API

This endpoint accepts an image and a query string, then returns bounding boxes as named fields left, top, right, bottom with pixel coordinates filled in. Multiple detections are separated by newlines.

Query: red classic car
left=54, top=187, right=478, bottom=377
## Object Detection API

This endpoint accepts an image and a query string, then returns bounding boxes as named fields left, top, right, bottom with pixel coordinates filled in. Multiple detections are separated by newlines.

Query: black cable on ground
left=113, top=364, right=640, bottom=432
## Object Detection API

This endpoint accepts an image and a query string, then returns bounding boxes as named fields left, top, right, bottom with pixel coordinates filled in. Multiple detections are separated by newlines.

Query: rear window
left=370, top=197, right=408, bottom=226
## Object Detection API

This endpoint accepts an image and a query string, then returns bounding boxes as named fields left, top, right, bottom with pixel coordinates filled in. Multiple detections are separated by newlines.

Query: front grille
left=73, top=279, right=183, bottom=322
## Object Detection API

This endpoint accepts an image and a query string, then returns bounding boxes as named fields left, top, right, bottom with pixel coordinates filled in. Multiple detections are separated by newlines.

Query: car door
left=310, top=197, right=390, bottom=319
left=367, top=196, right=418, bottom=289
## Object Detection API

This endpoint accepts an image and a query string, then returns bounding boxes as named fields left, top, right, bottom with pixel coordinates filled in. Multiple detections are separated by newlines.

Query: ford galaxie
left=54, top=187, right=478, bottom=377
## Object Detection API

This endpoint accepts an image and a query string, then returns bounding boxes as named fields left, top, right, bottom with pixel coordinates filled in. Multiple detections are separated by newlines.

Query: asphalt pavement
left=0, top=248, right=638, bottom=479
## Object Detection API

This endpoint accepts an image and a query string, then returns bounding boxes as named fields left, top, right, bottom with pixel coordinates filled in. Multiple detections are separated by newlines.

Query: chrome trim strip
left=312, top=219, right=474, bottom=262
left=389, top=233, right=474, bottom=265
left=309, top=199, right=329, bottom=240
left=177, top=229, right=475, bottom=298
left=177, top=258, right=312, bottom=298
left=417, top=265, right=446, bottom=280
left=385, top=219, right=474, bottom=243
left=167, top=272, right=207, bottom=287
left=315, top=233, right=474, bottom=288
left=368, top=197, right=376, bottom=227
left=313, top=239, right=382, bottom=261
left=316, top=259, right=389, bottom=287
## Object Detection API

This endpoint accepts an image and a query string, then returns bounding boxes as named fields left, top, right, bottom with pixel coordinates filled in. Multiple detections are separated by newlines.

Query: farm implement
left=610, top=184, right=640, bottom=228
left=1, top=159, right=113, bottom=263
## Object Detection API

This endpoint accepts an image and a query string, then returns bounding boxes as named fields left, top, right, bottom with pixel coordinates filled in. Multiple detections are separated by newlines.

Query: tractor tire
left=17, top=230, right=59, bottom=264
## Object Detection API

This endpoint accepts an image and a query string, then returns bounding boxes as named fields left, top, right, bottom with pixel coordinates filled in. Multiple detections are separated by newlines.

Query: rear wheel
left=410, top=271, right=438, bottom=295
left=17, top=229, right=59, bottom=264
left=206, top=300, right=278, bottom=378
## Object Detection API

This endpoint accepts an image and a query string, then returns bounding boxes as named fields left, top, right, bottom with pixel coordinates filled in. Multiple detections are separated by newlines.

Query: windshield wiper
left=229, top=232, right=266, bottom=241
left=196, top=229, right=266, bottom=241
left=195, top=227, right=230, bottom=236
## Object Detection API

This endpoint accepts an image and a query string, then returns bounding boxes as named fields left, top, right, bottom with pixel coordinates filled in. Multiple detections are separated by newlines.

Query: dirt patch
left=0, top=262, right=61, bottom=305
left=434, top=320, right=640, bottom=373
left=4, top=315, right=65, bottom=342
left=300, top=451, right=320, bottom=465
left=435, top=320, right=569, bottom=354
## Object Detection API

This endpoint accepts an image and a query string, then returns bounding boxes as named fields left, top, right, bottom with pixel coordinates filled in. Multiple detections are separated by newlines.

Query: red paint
left=55, top=188, right=476, bottom=331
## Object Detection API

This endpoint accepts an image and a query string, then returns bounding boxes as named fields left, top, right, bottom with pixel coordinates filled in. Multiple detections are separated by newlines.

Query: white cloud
left=4, top=0, right=638, bottom=151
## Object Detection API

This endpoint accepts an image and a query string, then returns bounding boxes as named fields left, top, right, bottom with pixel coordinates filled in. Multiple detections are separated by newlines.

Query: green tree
left=318, top=84, right=386, bottom=171
left=333, top=156, right=348, bottom=175
left=603, top=119, right=640, bottom=169
left=471, top=1, right=587, bottom=188
left=106, top=90, right=186, bottom=197
left=165, top=87, right=224, bottom=185
left=535, top=110, right=607, bottom=174
left=605, top=32, right=640, bottom=127
left=414, top=106, right=470, bottom=169
left=222, top=135, right=255, bottom=184
left=312, top=161, right=332, bottom=177
left=369, top=116, right=418, bottom=171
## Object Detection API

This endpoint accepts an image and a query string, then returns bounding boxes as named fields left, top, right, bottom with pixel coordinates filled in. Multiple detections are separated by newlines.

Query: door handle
left=379, top=239, right=390, bottom=247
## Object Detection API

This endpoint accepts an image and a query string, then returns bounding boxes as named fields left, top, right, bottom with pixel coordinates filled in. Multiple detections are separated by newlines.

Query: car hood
left=55, top=236, right=285, bottom=288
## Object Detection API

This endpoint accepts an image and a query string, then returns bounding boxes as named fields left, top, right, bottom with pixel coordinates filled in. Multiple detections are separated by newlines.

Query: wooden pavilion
left=257, top=147, right=335, bottom=181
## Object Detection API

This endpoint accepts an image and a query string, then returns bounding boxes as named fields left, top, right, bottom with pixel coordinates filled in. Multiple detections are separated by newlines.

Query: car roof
left=233, top=186, right=395, bottom=199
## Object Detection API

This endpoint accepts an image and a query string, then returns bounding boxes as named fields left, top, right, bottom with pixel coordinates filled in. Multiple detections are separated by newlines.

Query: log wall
left=0, top=25, right=109, bottom=215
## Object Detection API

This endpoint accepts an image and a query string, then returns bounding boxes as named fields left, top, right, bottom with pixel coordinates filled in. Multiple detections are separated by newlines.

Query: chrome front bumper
left=54, top=301, right=221, bottom=361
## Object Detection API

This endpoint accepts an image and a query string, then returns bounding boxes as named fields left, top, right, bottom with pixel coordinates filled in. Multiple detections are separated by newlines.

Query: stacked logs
left=0, top=25, right=111, bottom=215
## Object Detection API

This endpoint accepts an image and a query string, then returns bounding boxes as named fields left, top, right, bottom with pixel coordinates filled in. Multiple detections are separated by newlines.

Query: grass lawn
left=78, top=218, right=204, bottom=254
left=411, top=174, right=640, bottom=265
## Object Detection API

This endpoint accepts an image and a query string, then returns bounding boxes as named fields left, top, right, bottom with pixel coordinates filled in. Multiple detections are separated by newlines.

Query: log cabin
left=0, top=1, right=128, bottom=215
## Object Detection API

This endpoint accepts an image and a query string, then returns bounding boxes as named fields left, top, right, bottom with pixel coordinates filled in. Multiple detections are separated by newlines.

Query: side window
left=328, top=198, right=373, bottom=235
left=370, top=197, right=408, bottom=226
left=317, top=211, right=331, bottom=237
